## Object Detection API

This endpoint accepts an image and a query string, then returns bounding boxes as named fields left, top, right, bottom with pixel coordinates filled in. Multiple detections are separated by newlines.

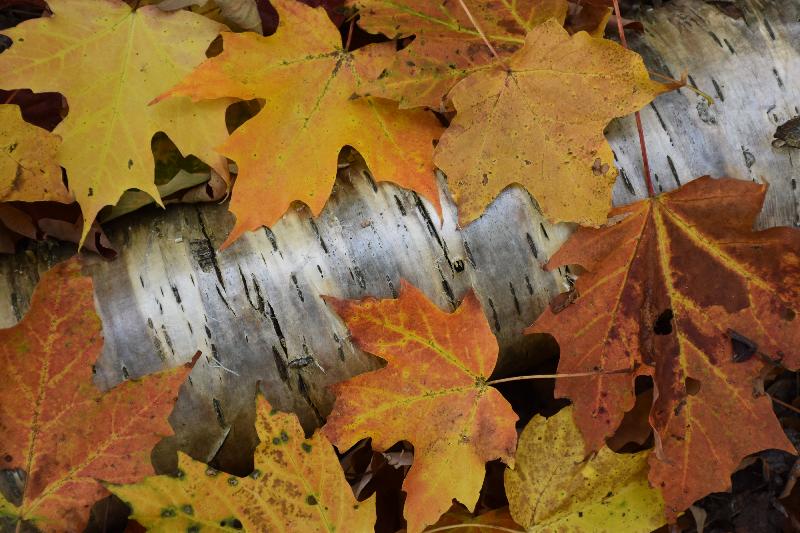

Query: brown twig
left=487, top=367, right=631, bottom=385
left=425, top=524, right=524, bottom=533
left=611, top=0, right=655, bottom=197
left=456, top=0, right=501, bottom=60
left=345, top=18, right=355, bottom=52
left=771, top=396, right=800, bottom=416
left=2, top=89, right=19, bottom=105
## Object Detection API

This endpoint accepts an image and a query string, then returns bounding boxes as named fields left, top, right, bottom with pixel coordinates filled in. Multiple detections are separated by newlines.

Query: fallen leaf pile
left=1, top=0, right=799, bottom=531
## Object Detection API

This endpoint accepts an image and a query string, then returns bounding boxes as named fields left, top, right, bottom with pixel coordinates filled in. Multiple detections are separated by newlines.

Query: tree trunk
left=0, top=0, right=797, bottom=471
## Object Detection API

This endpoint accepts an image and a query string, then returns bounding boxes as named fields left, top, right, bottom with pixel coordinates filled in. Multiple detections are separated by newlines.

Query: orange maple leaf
left=0, top=0, right=231, bottom=244
left=434, top=19, right=668, bottom=227
left=322, top=281, right=518, bottom=533
left=157, top=0, right=444, bottom=247
left=0, top=258, right=194, bottom=531
left=348, top=0, right=569, bottom=110
left=527, top=176, right=800, bottom=519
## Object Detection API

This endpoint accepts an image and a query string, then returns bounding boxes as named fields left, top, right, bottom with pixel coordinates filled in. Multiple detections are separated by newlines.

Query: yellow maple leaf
left=158, top=0, right=443, bottom=247
left=108, top=394, right=376, bottom=532
left=505, top=406, right=665, bottom=532
left=0, top=0, right=231, bottom=243
left=434, top=19, right=668, bottom=227
left=0, top=104, right=70, bottom=203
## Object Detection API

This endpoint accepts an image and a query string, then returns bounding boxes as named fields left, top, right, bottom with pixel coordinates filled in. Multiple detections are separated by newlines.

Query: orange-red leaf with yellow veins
left=0, top=0, right=232, bottom=245
left=108, top=395, right=376, bottom=532
left=321, top=281, right=518, bottom=533
left=434, top=19, right=668, bottom=227
left=526, top=177, right=800, bottom=519
left=347, top=0, right=568, bottom=110
left=158, top=0, right=443, bottom=247
left=0, top=258, right=193, bottom=531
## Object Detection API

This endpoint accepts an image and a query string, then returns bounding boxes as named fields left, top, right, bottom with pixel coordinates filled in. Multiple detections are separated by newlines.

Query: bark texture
left=0, top=0, right=798, bottom=469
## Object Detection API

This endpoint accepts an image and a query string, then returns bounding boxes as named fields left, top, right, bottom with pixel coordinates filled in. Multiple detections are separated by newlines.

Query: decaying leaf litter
left=1, top=0, right=799, bottom=531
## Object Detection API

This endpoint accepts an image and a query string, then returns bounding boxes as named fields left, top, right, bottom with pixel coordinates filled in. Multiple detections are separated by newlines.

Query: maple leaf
left=157, top=0, right=443, bottom=247
left=0, top=104, right=70, bottom=203
left=0, top=257, right=194, bottom=531
left=0, top=0, right=232, bottom=243
left=433, top=19, right=668, bottom=227
left=108, top=394, right=376, bottom=532
left=504, top=406, right=665, bottom=532
left=348, top=0, right=568, bottom=110
left=321, top=281, right=518, bottom=533
left=526, top=177, right=800, bottom=518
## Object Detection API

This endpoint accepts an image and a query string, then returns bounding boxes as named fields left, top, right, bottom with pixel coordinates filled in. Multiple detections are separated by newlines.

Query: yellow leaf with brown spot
left=158, top=0, right=443, bottom=247
left=0, top=104, right=71, bottom=204
left=322, top=281, right=518, bottom=533
left=0, top=258, right=193, bottom=531
left=108, top=395, right=376, bottom=532
left=526, top=176, right=800, bottom=519
left=434, top=19, right=668, bottom=227
left=505, top=406, right=665, bottom=532
left=348, top=0, right=568, bottom=110
left=0, top=0, right=231, bottom=243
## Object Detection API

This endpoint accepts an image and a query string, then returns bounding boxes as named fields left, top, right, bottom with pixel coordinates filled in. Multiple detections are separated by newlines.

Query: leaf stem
left=648, top=70, right=711, bottom=103
left=612, top=0, right=655, bottom=198
left=456, top=0, right=501, bottom=60
left=2, top=89, right=19, bottom=105
left=425, top=524, right=524, bottom=533
left=487, top=368, right=631, bottom=385
left=772, top=396, right=800, bottom=416
left=345, top=18, right=355, bottom=52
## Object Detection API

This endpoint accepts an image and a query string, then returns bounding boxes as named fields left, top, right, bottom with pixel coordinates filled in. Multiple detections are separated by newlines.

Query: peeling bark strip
left=0, top=0, right=798, bottom=470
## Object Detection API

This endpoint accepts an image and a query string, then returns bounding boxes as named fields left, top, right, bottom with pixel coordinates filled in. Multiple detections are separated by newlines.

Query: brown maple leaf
left=433, top=19, right=668, bottom=228
left=321, top=281, right=518, bottom=533
left=0, top=258, right=194, bottom=530
left=526, top=176, right=800, bottom=518
left=157, top=0, right=443, bottom=247
left=348, top=0, right=568, bottom=110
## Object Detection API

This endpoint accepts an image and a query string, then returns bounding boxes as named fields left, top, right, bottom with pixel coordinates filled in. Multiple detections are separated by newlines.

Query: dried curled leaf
left=0, top=258, right=192, bottom=531
left=0, top=0, right=231, bottom=244
left=527, top=177, right=800, bottom=518
left=0, top=104, right=70, bottom=203
left=349, top=0, right=568, bottom=109
left=109, top=395, right=376, bottom=532
left=159, top=0, right=443, bottom=246
left=322, top=281, right=518, bottom=533
left=434, top=19, right=668, bottom=227
left=505, top=406, right=665, bottom=532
